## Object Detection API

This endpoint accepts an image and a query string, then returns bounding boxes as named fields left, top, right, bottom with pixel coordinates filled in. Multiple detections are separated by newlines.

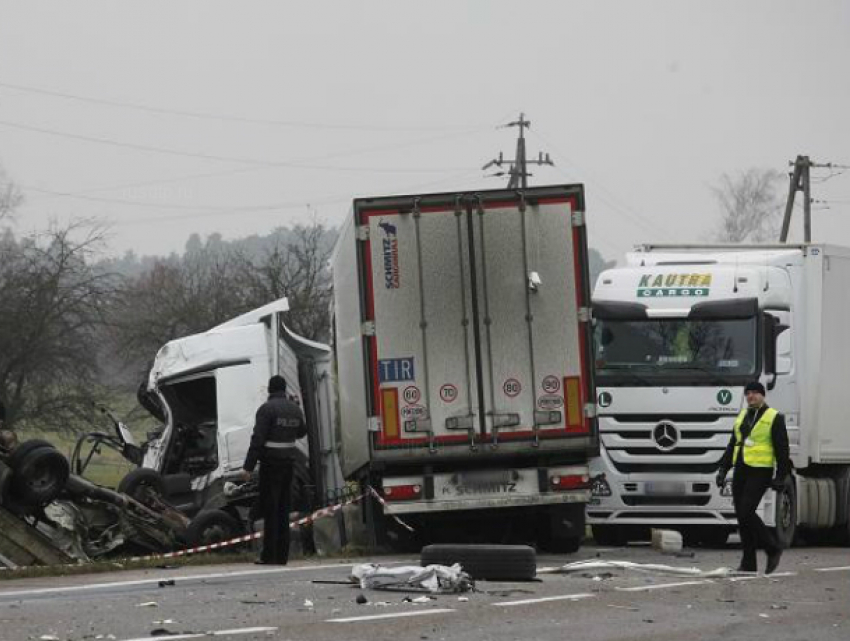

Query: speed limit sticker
left=503, top=378, right=522, bottom=398
left=402, top=385, right=421, bottom=405
left=542, top=375, right=561, bottom=394
left=439, top=384, right=458, bottom=403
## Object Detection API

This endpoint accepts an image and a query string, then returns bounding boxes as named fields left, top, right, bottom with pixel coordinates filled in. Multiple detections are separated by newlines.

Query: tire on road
left=185, top=509, right=244, bottom=548
left=118, top=468, right=166, bottom=503
left=10, top=446, right=70, bottom=506
left=421, top=544, right=536, bottom=581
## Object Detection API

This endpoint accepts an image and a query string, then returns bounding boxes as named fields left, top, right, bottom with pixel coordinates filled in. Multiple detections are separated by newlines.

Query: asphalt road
left=0, top=544, right=847, bottom=641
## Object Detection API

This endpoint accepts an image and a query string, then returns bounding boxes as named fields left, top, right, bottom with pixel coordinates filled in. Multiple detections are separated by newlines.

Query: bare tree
left=0, top=222, right=117, bottom=431
left=0, top=165, right=23, bottom=222
left=110, top=223, right=335, bottom=382
left=712, top=168, right=783, bottom=243
left=233, top=223, right=335, bottom=341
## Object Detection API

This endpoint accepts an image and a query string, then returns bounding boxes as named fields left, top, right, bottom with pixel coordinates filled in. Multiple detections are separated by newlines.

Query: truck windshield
left=594, top=317, right=757, bottom=383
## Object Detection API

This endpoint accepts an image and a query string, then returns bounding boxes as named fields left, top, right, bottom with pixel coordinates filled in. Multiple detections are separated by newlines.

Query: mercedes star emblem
left=653, top=421, right=679, bottom=452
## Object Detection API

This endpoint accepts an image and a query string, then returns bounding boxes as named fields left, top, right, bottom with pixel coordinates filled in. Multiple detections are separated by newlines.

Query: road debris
left=352, top=563, right=473, bottom=594
left=356, top=594, right=368, bottom=605
left=554, top=560, right=748, bottom=579
left=158, top=580, right=175, bottom=588
left=136, top=601, right=158, bottom=608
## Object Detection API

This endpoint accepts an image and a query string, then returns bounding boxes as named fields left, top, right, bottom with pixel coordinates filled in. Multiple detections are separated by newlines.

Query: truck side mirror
left=763, top=314, right=778, bottom=389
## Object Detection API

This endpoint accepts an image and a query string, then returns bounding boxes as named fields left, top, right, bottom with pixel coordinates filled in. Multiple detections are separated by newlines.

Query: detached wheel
left=421, top=544, right=536, bottom=581
left=10, top=446, right=70, bottom=506
left=185, top=509, right=243, bottom=547
left=591, top=525, right=624, bottom=546
left=775, top=476, right=797, bottom=549
left=0, top=460, right=13, bottom=504
left=118, top=468, right=165, bottom=503
left=8, top=439, right=54, bottom=469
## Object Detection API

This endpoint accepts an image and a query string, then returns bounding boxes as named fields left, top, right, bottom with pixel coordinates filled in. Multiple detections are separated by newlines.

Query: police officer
left=716, top=381, right=791, bottom=574
left=241, top=375, right=307, bottom=565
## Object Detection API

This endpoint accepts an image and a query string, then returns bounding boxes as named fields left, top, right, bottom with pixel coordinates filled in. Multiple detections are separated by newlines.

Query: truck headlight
left=592, top=475, right=612, bottom=497
left=720, top=479, right=734, bottom=497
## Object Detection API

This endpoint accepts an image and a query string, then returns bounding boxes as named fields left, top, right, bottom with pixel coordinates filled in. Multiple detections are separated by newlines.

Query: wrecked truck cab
left=135, top=297, right=336, bottom=519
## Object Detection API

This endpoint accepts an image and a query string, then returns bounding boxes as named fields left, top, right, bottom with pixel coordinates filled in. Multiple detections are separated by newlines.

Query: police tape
left=130, top=492, right=367, bottom=561
left=369, top=486, right=415, bottom=533
left=129, top=487, right=414, bottom=561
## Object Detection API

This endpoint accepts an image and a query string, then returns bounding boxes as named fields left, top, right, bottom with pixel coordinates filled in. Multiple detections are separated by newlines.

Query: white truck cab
left=588, top=244, right=850, bottom=547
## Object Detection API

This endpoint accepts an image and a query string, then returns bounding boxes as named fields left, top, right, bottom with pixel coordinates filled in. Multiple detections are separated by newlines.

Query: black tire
left=775, top=475, right=797, bottom=549
left=185, top=509, right=244, bottom=547
left=10, top=446, right=70, bottom=506
left=0, top=460, right=13, bottom=504
left=118, top=468, right=166, bottom=503
left=7, top=439, right=54, bottom=470
left=591, top=525, right=624, bottom=546
left=421, top=544, right=536, bottom=581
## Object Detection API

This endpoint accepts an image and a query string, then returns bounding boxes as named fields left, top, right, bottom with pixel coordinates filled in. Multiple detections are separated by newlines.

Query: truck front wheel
left=775, top=476, right=797, bottom=549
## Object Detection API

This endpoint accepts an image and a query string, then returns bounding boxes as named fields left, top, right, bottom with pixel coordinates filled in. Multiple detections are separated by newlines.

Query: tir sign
left=379, top=357, right=415, bottom=383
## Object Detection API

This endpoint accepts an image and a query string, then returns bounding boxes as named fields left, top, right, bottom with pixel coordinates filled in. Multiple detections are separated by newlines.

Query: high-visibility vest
left=732, top=407, right=778, bottom=468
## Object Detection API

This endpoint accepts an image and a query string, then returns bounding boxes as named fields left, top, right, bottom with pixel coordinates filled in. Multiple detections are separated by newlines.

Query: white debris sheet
left=352, top=563, right=474, bottom=593
left=549, top=560, right=749, bottom=579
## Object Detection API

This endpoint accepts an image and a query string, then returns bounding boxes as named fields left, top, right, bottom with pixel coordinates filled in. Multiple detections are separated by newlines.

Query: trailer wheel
left=591, top=525, right=624, bottom=547
left=421, top=544, right=536, bottom=581
left=185, top=509, right=243, bottom=548
left=7, top=439, right=54, bottom=470
left=775, top=476, right=797, bottom=549
left=10, top=446, right=70, bottom=506
left=118, top=468, right=166, bottom=503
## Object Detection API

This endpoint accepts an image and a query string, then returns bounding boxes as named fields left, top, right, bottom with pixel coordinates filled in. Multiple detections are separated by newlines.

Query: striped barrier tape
left=369, top=486, right=415, bottom=533
left=131, top=491, right=369, bottom=561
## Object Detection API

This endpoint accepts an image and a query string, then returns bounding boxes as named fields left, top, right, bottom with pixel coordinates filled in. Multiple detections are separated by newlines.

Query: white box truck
left=331, top=186, right=597, bottom=551
left=589, top=244, right=850, bottom=547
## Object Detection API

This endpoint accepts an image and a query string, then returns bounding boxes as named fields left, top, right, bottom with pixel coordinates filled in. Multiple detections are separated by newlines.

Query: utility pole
left=780, top=155, right=843, bottom=243
left=483, top=113, right=553, bottom=189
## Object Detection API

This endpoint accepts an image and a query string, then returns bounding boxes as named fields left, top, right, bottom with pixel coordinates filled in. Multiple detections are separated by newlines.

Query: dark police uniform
left=243, top=389, right=307, bottom=564
left=718, top=403, right=791, bottom=573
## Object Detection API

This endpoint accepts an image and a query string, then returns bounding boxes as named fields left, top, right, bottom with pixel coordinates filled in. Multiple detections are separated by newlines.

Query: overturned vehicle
left=0, top=298, right=341, bottom=567
left=117, top=297, right=340, bottom=543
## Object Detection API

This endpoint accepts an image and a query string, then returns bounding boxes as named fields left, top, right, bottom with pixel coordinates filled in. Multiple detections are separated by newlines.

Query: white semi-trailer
left=589, top=244, right=850, bottom=547
left=331, top=186, right=598, bottom=551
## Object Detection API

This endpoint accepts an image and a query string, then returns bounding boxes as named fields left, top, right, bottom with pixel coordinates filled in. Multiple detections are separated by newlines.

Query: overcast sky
left=1, top=0, right=848, bottom=261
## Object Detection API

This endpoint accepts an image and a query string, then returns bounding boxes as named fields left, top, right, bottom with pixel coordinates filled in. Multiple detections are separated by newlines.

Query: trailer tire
left=185, top=509, right=244, bottom=548
left=591, top=525, right=624, bottom=547
left=775, top=476, right=797, bottom=549
left=421, top=544, right=536, bottom=581
left=118, top=468, right=166, bottom=503
left=7, top=439, right=54, bottom=470
left=10, top=446, right=70, bottom=506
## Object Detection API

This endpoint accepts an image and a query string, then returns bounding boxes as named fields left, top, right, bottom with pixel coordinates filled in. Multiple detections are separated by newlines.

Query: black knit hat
left=268, top=375, right=287, bottom=393
left=744, top=381, right=766, bottom=396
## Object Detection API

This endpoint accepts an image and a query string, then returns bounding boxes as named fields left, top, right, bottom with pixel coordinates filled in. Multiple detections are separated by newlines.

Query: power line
left=527, top=127, right=676, bottom=242
left=0, top=119, right=478, bottom=173
left=0, top=80, right=479, bottom=133
left=22, top=127, right=490, bottom=204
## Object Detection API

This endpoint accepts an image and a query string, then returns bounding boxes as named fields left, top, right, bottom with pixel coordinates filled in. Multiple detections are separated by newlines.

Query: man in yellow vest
left=716, top=381, right=791, bottom=574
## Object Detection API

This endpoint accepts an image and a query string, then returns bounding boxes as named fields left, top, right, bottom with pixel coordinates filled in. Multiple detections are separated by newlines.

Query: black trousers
left=258, top=462, right=293, bottom=564
left=732, top=464, right=780, bottom=570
